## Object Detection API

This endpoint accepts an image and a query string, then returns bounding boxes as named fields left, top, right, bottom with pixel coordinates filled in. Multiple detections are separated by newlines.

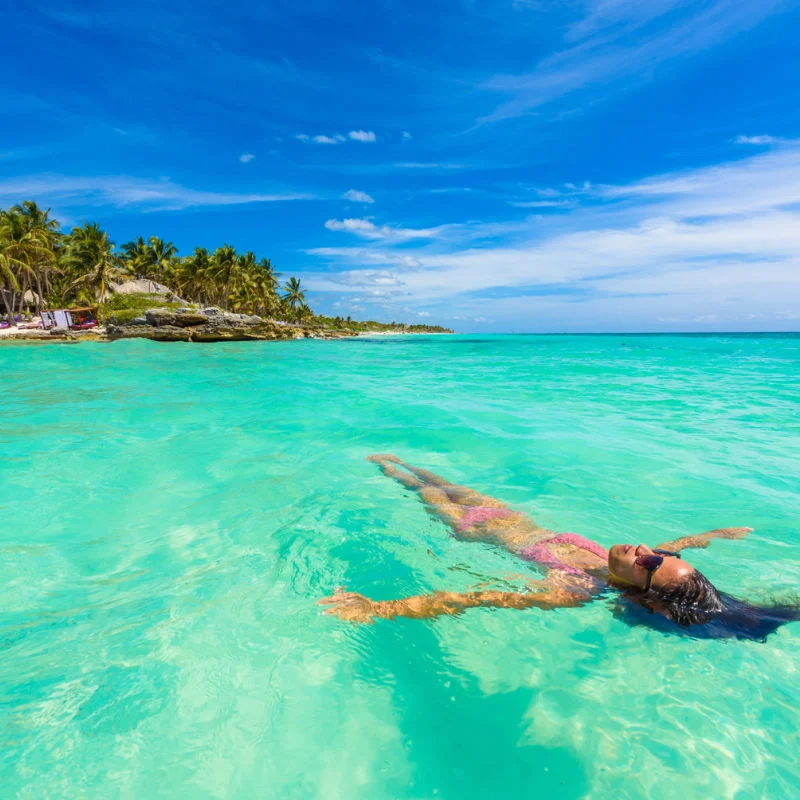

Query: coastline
left=0, top=329, right=453, bottom=344
left=0, top=326, right=109, bottom=343
left=0, top=317, right=455, bottom=344
left=0, top=327, right=352, bottom=344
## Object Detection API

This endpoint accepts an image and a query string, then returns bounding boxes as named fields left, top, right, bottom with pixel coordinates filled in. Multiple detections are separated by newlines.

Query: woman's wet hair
left=645, top=571, right=725, bottom=626
left=615, top=571, right=800, bottom=641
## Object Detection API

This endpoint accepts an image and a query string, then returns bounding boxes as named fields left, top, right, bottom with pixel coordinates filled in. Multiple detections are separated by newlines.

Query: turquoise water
left=1, top=333, right=799, bottom=799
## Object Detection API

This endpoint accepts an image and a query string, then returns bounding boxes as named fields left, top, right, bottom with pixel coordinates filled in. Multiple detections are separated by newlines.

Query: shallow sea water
left=1, top=333, right=798, bottom=799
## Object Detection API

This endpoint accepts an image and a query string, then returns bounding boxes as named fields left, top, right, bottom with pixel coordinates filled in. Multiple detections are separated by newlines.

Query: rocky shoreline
left=107, top=307, right=356, bottom=342
left=1, top=307, right=357, bottom=344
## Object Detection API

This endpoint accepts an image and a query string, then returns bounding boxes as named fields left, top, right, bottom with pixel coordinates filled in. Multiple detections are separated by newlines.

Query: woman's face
left=607, top=543, right=695, bottom=590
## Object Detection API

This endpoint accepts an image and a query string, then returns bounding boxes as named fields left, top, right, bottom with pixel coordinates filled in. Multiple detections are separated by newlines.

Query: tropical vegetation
left=0, top=200, right=452, bottom=333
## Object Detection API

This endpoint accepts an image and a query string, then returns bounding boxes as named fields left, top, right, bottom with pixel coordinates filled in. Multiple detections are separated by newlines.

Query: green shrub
left=101, top=293, right=187, bottom=325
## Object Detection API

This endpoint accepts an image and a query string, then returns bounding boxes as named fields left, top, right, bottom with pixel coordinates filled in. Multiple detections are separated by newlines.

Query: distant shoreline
left=356, top=330, right=453, bottom=337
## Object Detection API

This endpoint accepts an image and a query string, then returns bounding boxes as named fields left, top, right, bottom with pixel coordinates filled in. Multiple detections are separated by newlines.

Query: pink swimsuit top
left=520, top=534, right=608, bottom=575
left=457, top=507, right=607, bottom=576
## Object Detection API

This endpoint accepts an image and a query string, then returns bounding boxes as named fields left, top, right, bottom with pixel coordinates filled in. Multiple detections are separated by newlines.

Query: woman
left=320, top=455, right=799, bottom=640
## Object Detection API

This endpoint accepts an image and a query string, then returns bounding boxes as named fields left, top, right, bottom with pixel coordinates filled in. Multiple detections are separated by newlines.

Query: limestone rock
left=107, top=324, right=192, bottom=342
left=144, top=308, right=178, bottom=327
left=142, top=308, right=207, bottom=328
left=108, top=280, right=188, bottom=305
left=106, top=306, right=357, bottom=343
left=172, top=312, right=209, bottom=327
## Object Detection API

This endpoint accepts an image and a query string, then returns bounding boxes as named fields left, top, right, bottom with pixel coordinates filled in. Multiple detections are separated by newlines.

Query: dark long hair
left=614, top=571, right=800, bottom=641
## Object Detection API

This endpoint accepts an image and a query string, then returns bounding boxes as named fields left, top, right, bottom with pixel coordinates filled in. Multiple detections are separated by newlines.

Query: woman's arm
left=656, top=527, right=752, bottom=552
left=319, top=585, right=591, bottom=623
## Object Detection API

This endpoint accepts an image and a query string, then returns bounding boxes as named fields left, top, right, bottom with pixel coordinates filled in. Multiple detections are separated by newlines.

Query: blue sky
left=2, top=0, right=800, bottom=332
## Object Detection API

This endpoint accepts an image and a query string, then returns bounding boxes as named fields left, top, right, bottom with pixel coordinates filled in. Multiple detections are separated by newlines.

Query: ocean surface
left=1, top=333, right=798, bottom=799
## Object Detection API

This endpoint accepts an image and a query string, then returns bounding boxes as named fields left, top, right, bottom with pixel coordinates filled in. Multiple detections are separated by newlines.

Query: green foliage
left=310, top=315, right=453, bottom=334
left=1, top=198, right=453, bottom=332
left=100, top=293, right=185, bottom=325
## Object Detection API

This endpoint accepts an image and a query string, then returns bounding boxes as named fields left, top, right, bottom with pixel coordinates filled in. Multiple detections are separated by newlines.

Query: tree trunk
left=34, top=267, right=45, bottom=313
left=1, top=287, right=14, bottom=325
left=16, top=275, right=29, bottom=324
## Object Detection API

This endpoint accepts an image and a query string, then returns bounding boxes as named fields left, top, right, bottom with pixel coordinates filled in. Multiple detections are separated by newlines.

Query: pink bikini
left=457, top=507, right=608, bottom=575
left=520, top=533, right=608, bottom=575
left=457, top=506, right=517, bottom=531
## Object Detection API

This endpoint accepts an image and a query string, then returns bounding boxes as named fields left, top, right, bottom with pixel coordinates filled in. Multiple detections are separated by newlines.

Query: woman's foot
left=367, top=453, right=402, bottom=465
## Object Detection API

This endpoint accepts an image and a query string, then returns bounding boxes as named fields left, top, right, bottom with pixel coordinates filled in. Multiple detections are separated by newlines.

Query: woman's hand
left=319, top=589, right=380, bottom=624
left=705, top=527, right=753, bottom=539
left=320, top=585, right=590, bottom=622
left=657, top=526, right=753, bottom=552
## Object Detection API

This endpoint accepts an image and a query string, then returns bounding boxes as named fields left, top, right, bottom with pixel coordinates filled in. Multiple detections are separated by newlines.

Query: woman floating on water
left=321, top=455, right=799, bottom=640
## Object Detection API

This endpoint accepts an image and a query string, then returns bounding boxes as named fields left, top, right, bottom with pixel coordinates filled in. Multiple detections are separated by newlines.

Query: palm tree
left=148, top=236, right=178, bottom=285
left=0, top=206, right=57, bottom=323
left=209, top=244, right=238, bottom=310
left=257, top=257, right=281, bottom=316
left=121, top=236, right=153, bottom=277
left=175, top=247, right=212, bottom=305
left=12, top=201, right=60, bottom=313
left=0, top=246, right=20, bottom=325
left=230, top=251, right=258, bottom=313
left=1, top=199, right=325, bottom=325
left=282, top=277, right=306, bottom=320
left=62, top=222, right=127, bottom=303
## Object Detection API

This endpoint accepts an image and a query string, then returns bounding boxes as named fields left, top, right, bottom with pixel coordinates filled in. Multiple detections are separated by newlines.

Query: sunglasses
left=635, top=549, right=681, bottom=591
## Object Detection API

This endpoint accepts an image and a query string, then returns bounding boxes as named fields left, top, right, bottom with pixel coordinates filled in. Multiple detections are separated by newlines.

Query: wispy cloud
left=509, top=200, right=574, bottom=208
left=393, top=162, right=466, bottom=170
left=348, top=130, right=377, bottom=142
left=324, top=217, right=442, bottom=242
left=481, top=0, right=784, bottom=122
left=402, top=131, right=413, bottom=141
left=734, top=134, right=781, bottom=145
left=295, top=133, right=347, bottom=144
left=307, top=144, right=800, bottom=328
left=239, top=152, right=256, bottom=163
left=0, top=174, right=315, bottom=211
left=342, top=189, right=375, bottom=204
left=295, top=131, right=375, bottom=144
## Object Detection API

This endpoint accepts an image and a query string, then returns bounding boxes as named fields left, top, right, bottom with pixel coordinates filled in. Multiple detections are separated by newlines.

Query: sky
left=2, top=0, right=800, bottom=332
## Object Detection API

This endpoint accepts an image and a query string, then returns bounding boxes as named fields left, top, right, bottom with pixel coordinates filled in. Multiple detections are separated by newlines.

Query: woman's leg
left=370, top=457, right=466, bottom=529
left=368, top=454, right=548, bottom=555
left=368, top=454, right=505, bottom=508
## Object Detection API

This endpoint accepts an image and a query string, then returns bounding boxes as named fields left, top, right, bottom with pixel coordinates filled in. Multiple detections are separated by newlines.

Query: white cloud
left=342, top=189, right=375, bottom=204
left=315, top=134, right=346, bottom=144
left=0, top=174, right=315, bottom=211
left=348, top=130, right=377, bottom=142
left=402, top=131, right=412, bottom=141
left=600, top=143, right=800, bottom=217
left=324, top=217, right=441, bottom=242
left=307, top=247, right=423, bottom=271
left=296, top=133, right=346, bottom=144
left=734, top=135, right=779, bottom=145
left=239, top=152, right=255, bottom=163
left=306, top=144, right=800, bottom=329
